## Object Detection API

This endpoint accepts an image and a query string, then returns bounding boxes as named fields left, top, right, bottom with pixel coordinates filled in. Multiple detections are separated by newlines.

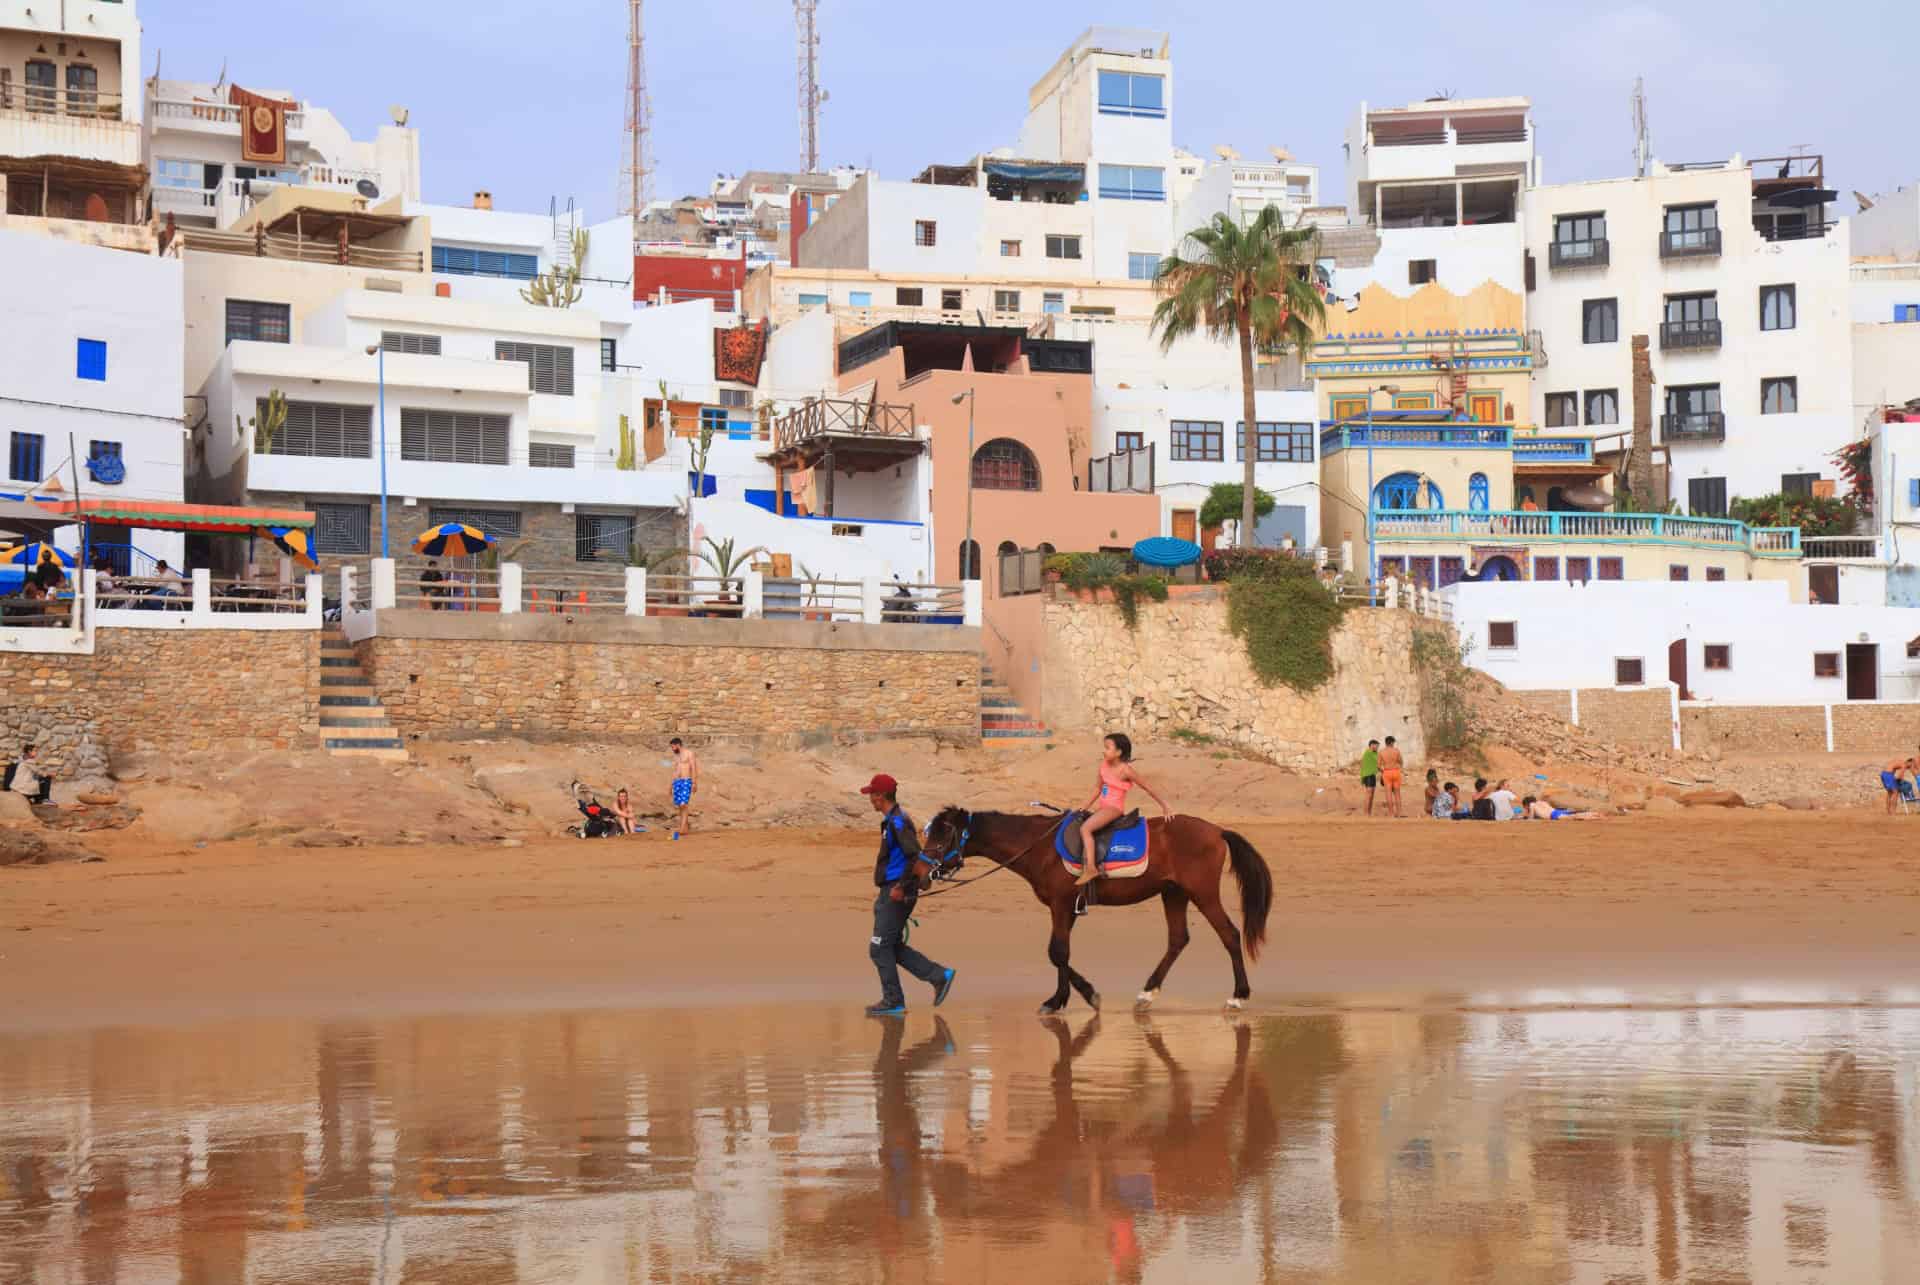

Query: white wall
left=0, top=229, right=184, bottom=566
left=761, top=307, right=835, bottom=403
left=1448, top=578, right=1920, bottom=703
left=1854, top=184, right=1920, bottom=261
left=1850, top=267, right=1920, bottom=323
left=865, top=181, right=984, bottom=276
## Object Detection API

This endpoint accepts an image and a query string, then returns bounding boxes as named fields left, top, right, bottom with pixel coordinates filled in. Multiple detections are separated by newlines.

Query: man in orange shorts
left=1378, top=735, right=1405, bottom=818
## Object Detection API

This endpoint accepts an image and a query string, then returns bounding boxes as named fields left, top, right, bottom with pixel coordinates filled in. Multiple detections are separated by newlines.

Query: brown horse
left=921, top=807, right=1274, bottom=1014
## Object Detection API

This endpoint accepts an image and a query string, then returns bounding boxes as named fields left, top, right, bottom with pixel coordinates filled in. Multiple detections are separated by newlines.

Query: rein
left=916, top=811, right=1052, bottom=899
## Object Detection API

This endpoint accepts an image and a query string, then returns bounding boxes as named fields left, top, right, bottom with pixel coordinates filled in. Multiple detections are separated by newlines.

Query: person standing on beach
left=1378, top=737, right=1405, bottom=818
left=860, top=773, right=956, bottom=1017
left=1359, top=740, right=1380, bottom=816
left=669, top=737, right=699, bottom=837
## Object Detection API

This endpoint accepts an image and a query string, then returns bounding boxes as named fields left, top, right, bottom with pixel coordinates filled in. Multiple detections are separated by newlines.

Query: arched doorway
left=958, top=539, right=981, bottom=581
left=1373, top=472, right=1444, bottom=510
left=1477, top=555, right=1522, bottom=581
left=1468, top=472, right=1490, bottom=512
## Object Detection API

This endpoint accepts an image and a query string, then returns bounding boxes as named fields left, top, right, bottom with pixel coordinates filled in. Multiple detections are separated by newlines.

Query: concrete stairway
left=317, top=631, right=407, bottom=759
left=980, top=661, right=1052, bottom=749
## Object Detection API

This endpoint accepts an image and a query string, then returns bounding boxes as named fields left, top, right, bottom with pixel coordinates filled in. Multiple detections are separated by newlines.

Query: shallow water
left=4, top=998, right=1920, bottom=1283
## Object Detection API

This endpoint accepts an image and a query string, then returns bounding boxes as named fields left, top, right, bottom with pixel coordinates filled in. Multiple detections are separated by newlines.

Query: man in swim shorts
left=670, top=737, right=699, bottom=837
left=1378, top=736, right=1405, bottom=818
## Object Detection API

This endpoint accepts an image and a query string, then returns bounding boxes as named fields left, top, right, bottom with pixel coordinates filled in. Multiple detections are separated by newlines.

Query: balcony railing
left=1371, top=130, right=1449, bottom=148
left=1659, top=319, right=1723, bottom=350
left=0, top=86, right=129, bottom=120
left=1661, top=412, right=1726, bottom=443
left=1088, top=444, right=1155, bottom=494
left=1321, top=424, right=1511, bottom=453
left=1510, top=435, right=1595, bottom=464
left=1660, top=227, right=1722, bottom=259
left=771, top=398, right=916, bottom=451
left=176, top=225, right=423, bottom=271
left=1374, top=509, right=1800, bottom=556
left=1801, top=535, right=1881, bottom=561
left=152, top=98, right=307, bottom=132
left=1455, top=127, right=1530, bottom=145
left=1548, top=238, right=1609, bottom=269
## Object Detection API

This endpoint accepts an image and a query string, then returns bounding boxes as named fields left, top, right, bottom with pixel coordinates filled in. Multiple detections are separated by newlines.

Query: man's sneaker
left=866, top=1002, right=906, bottom=1017
left=933, top=968, right=958, bottom=1008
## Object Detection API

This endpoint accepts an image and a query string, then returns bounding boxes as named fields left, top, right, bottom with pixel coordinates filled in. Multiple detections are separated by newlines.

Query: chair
left=1898, top=777, right=1919, bottom=815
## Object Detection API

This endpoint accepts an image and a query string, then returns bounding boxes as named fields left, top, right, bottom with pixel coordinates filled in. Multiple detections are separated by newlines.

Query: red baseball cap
left=859, top=773, right=899, bottom=796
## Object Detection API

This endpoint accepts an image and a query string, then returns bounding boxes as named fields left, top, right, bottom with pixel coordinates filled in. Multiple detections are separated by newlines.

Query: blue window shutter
left=76, top=339, right=107, bottom=381
left=1909, top=479, right=1919, bottom=507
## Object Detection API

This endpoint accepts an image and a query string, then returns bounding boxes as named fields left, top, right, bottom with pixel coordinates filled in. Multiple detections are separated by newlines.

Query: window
left=311, top=502, right=371, bottom=556
left=529, top=442, right=575, bottom=469
left=1115, top=431, right=1145, bottom=452
left=575, top=514, right=628, bottom=562
left=993, top=290, right=1021, bottom=313
left=1097, top=70, right=1165, bottom=117
left=432, top=246, right=538, bottom=279
left=1170, top=420, right=1224, bottom=462
left=154, top=158, right=199, bottom=190
left=88, top=440, right=122, bottom=468
left=1760, top=284, right=1796, bottom=331
left=1098, top=165, right=1166, bottom=202
left=1582, top=297, right=1618, bottom=344
left=23, top=59, right=54, bottom=112
left=1552, top=212, right=1607, bottom=261
left=225, top=299, right=290, bottom=345
left=427, top=507, right=520, bottom=539
left=1374, top=472, right=1440, bottom=510
left=400, top=409, right=511, bottom=465
left=1127, top=252, right=1161, bottom=281
left=1762, top=377, right=1798, bottom=414
left=8, top=432, right=45, bottom=482
left=1045, top=235, right=1082, bottom=260
left=1688, top=476, right=1728, bottom=518
left=268, top=401, right=371, bottom=458
left=1669, top=565, right=1690, bottom=581
left=1533, top=557, right=1560, bottom=581
left=1598, top=557, right=1624, bottom=581
left=1488, top=621, right=1518, bottom=649
left=1330, top=396, right=1368, bottom=422
left=1584, top=388, right=1620, bottom=425
left=1813, top=652, right=1840, bottom=678
left=1469, top=473, right=1491, bottom=512
left=494, top=341, right=575, bottom=396
left=971, top=439, right=1040, bottom=491
left=1896, top=304, right=1920, bottom=324
left=940, top=288, right=963, bottom=311
left=1566, top=557, right=1592, bottom=583
left=1408, top=259, right=1436, bottom=285
left=797, top=293, right=828, bottom=308
left=1545, top=392, right=1578, bottom=427
left=63, top=62, right=98, bottom=112
left=999, top=239, right=1021, bottom=257
left=600, top=338, right=618, bottom=371
left=1663, top=202, right=1719, bottom=249
left=1704, top=644, right=1731, bottom=671
left=914, top=220, right=937, bottom=247
left=1782, top=472, right=1819, bottom=498
left=1615, top=658, right=1645, bottom=686
left=1236, top=422, right=1313, bottom=463
left=896, top=287, right=923, bottom=307
left=717, top=388, right=751, bottom=408
left=699, top=407, right=728, bottom=438
left=1042, top=292, right=1066, bottom=316
left=382, top=331, right=442, bottom=356
left=75, top=338, right=106, bottom=381
left=1665, top=383, right=1722, bottom=427
left=1705, top=566, right=1726, bottom=582
left=848, top=291, right=872, bottom=307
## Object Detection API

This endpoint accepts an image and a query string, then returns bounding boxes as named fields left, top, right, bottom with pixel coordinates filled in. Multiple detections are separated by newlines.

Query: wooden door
left=1667, top=639, right=1690, bottom=701
left=1847, top=644, right=1878, bottom=701
left=1172, top=510, right=1197, bottom=544
left=1468, top=393, right=1501, bottom=424
left=1809, top=565, right=1838, bottom=605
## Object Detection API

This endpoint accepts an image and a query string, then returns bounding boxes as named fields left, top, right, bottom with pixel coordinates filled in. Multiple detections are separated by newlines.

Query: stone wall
left=1683, top=705, right=1827, bottom=755
left=1511, top=689, right=1919, bottom=755
left=1832, top=703, right=1920, bottom=754
left=0, top=629, right=319, bottom=775
left=1511, top=688, right=1674, bottom=750
left=355, top=611, right=979, bottom=746
left=1038, top=590, right=1433, bottom=771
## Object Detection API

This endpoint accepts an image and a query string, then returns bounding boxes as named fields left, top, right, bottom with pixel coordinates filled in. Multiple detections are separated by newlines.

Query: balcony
left=1661, top=412, right=1726, bottom=443
left=1547, top=238, right=1609, bottom=269
left=1510, top=435, right=1595, bottom=464
left=1659, top=227, right=1722, bottom=259
left=1088, top=445, right=1155, bottom=494
left=1659, top=319, right=1722, bottom=351
left=0, top=89, right=141, bottom=168
left=1374, top=509, right=1800, bottom=557
left=151, top=98, right=308, bottom=140
left=1320, top=422, right=1511, bottom=455
left=1801, top=535, right=1882, bottom=561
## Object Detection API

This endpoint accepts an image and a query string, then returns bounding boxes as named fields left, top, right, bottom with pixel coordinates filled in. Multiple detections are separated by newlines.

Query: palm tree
left=1151, top=208, right=1325, bottom=546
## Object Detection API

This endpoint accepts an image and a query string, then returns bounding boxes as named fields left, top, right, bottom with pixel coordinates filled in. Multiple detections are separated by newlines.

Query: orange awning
left=52, top=498, right=315, bottom=532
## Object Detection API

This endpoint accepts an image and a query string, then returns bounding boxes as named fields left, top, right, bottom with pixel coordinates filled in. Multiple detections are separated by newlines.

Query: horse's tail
left=1221, top=830, right=1273, bottom=962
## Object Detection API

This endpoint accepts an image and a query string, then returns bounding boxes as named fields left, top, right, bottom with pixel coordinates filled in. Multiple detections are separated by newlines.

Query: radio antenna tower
left=621, top=0, right=652, bottom=247
left=795, top=0, right=823, bottom=173
left=1631, top=76, right=1650, bottom=179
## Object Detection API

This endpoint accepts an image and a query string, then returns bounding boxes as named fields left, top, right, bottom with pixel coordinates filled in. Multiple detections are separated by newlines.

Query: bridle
left=916, top=809, right=1049, bottom=899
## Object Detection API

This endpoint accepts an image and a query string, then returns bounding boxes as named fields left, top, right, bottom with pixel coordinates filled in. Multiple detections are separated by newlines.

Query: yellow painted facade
left=1308, top=282, right=1534, bottom=428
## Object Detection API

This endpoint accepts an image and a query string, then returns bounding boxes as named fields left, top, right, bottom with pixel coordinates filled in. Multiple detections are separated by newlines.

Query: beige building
left=742, top=262, right=1158, bottom=332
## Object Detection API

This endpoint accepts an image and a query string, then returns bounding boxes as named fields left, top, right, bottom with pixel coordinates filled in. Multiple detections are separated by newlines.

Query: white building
left=1176, top=150, right=1320, bottom=231
left=1525, top=154, right=1854, bottom=513
left=0, top=226, right=185, bottom=569
left=146, top=73, right=420, bottom=232
left=1448, top=578, right=1920, bottom=704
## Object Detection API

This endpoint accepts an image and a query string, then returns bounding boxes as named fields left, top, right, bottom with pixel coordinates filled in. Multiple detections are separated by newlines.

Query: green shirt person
left=1359, top=739, right=1381, bottom=816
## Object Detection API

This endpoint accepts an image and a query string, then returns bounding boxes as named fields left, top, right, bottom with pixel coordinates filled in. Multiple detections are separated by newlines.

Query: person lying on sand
left=1522, top=796, right=1608, bottom=821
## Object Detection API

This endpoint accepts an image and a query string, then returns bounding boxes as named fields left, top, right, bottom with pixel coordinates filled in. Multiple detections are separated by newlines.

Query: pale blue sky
left=150, top=1, right=1912, bottom=216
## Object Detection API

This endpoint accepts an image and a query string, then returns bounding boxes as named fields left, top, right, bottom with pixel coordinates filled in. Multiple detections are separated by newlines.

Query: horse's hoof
left=1086, top=989, right=1101, bottom=1012
left=1038, top=1002, right=1064, bottom=1016
left=1135, top=990, right=1158, bottom=1010
left=1225, top=997, right=1245, bottom=1011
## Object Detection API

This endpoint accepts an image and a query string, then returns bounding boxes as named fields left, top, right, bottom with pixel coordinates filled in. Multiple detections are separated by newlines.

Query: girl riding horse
left=1073, top=732, right=1170, bottom=886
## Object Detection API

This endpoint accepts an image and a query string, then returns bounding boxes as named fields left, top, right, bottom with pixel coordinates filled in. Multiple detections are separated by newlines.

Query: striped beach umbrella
left=0, top=542, right=75, bottom=578
left=257, top=525, right=320, bottom=570
left=412, top=523, right=494, bottom=558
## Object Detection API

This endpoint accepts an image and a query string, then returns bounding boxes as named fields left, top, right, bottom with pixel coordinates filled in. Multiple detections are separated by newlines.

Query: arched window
left=972, top=438, right=1041, bottom=491
left=1468, top=472, right=1490, bottom=512
left=958, top=539, right=981, bottom=581
left=1373, top=472, right=1442, bottom=511
left=1038, top=542, right=1056, bottom=557
left=996, top=539, right=1019, bottom=558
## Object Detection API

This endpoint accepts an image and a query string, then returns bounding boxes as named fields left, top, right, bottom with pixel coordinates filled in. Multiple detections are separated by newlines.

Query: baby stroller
left=567, top=780, right=624, bottom=838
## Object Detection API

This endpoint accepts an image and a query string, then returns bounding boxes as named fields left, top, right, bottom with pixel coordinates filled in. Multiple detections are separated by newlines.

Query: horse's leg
left=1040, top=901, right=1076, bottom=1015
left=1194, top=885, right=1252, bottom=1009
left=1135, top=886, right=1191, bottom=1010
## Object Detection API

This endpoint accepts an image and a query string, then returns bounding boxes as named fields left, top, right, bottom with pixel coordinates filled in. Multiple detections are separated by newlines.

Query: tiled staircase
left=980, top=661, right=1052, bottom=749
left=318, top=631, right=408, bottom=759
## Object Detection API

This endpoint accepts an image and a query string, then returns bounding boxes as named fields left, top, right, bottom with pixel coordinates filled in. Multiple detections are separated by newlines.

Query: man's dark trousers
left=870, top=890, right=945, bottom=1008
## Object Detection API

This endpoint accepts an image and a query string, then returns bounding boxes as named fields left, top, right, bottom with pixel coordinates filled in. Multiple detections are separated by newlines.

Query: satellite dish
left=389, top=104, right=409, bottom=126
left=356, top=178, right=380, bottom=199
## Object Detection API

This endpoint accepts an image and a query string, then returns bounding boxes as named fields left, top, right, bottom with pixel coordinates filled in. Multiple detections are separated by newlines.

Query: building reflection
left=1, top=1002, right=1917, bottom=1282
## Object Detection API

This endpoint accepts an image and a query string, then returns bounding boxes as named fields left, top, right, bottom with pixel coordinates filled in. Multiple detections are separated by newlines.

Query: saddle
left=1054, top=810, right=1149, bottom=872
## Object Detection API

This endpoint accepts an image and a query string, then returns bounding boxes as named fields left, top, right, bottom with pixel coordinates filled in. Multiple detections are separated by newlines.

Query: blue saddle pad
left=1054, top=813, right=1150, bottom=868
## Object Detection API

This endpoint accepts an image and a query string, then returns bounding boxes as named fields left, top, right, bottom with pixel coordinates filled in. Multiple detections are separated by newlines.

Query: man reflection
left=874, top=1016, right=955, bottom=1244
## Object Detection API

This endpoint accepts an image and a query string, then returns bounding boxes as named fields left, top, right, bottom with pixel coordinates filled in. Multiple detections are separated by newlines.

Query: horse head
left=921, top=805, right=973, bottom=877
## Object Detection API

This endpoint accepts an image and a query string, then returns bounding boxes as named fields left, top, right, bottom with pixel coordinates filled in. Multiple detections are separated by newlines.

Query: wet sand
left=6, top=811, right=1918, bottom=1030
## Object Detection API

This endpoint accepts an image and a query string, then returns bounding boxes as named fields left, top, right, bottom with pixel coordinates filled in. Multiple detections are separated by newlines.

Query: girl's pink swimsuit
left=1097, top=761, right=1132, bottom=810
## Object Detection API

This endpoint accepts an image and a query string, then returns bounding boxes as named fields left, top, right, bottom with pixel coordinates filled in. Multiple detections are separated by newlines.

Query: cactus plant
left=242, top=388, right=288, bottom=455
left=520, top=227, right=588, bottom=308
left=615, top=414, right=637, bottom=471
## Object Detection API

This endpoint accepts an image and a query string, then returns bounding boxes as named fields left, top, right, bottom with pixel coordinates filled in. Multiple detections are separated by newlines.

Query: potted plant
left=798, top=562, right=831, bottom=621
left=696, top=535, right=769, bottom=618
left=1063, top=552, right=1126, bottom=604
left=1042, top=552, right=1079, bottom=585
left=629, top=542, right=690, bottom=617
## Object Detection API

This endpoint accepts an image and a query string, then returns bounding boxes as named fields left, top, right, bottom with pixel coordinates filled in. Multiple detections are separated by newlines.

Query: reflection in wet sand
left=2, top=1002, right=1918, bottom=1282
